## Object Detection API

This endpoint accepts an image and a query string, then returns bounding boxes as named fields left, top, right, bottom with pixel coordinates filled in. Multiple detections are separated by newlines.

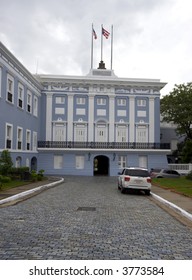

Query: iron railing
left=38, top=141, right=170, bottom=149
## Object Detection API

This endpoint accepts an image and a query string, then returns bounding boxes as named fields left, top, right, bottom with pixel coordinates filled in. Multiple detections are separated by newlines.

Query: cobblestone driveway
left=0, top=176, right=192, bottom=259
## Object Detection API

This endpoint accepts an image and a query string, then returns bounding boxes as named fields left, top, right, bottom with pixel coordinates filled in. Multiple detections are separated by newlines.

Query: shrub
left=0, top=175, right=11, bottom=187
left=0, top=150, right=13, bottom=176
left=186, top=171, right=192, bottom=180
left=10, top=167, right=30, bottom=180
left=31, top=170, right=38, bottom=182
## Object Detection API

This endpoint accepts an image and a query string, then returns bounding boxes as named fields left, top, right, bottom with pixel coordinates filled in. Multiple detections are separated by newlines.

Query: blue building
left=0, top=42, right=170, bottom=176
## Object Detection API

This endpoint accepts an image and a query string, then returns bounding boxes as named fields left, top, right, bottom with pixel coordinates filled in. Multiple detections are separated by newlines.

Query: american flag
left=93, top=28, right=97, bottom=39
left=102, top=27, right=110, bottom=39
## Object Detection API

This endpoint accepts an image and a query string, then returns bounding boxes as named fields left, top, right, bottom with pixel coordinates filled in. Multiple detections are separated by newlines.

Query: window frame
left=5, top=123, right=13, bottom=149
left=18, top=82, right=24, bottom=109
left=26, top=129, right=31, bottom=150
left=17, top=126, right=23, bottom=150
left=27, top=90, right=32, bottom=113
left=6, top=74, right=14, bottom=104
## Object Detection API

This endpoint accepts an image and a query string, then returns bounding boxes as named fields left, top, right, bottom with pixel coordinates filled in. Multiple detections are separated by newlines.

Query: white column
left=67, top=95, right=74, bottom=141
left=109, top=95, right=115, bottom=142
left=88, top=95, right=94, bottom=141
left=129, top=96, right=135, bottom=142
left=46, top=93, right=52, bottom=141
left=149, top=97, right=155, bottom=143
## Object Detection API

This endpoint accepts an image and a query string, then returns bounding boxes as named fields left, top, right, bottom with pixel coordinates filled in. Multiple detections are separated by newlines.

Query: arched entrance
left=31, top=157, right=37, bottom=171
left=93, top=155, right=109, bottom=176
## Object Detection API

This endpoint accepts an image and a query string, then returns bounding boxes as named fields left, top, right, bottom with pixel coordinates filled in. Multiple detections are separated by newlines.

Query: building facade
left=0, top=42, right=170, bottom=176
left=0, top=42, right=42, bottom=171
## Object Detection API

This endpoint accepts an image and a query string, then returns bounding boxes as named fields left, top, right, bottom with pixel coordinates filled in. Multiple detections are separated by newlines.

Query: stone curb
left=0, top=177, right=64, bottom=207
left=151, top=192, right=192, bottom=222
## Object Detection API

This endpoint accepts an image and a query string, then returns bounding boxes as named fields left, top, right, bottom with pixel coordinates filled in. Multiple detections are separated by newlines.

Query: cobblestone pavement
left=0, top=176, right=192, bottom=260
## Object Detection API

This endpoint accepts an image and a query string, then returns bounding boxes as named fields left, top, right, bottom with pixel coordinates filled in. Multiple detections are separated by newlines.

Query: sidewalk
left=151, top=184, right=192, bottom=215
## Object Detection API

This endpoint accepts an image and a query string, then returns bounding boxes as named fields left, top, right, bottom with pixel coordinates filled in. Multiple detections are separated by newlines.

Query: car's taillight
left=124, top=176, right=130, bottom=181
left=147, top=178, right=151, bottom=183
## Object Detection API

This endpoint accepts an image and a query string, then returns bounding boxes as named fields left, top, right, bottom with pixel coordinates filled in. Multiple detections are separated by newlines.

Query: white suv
left=118, top=167, right=151, bottom=195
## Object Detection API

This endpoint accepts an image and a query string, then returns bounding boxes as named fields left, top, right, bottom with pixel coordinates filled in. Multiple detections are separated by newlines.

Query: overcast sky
left=1, top=0, right=192, bottom=95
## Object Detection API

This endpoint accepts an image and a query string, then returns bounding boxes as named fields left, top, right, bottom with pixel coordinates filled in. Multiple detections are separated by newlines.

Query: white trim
left=67, top=95, right=74, bottom=140
left=109, top=96, right=115, bottom=142
left=5, top=123, right=13, bottom=149
left=6, top=73, right=14, bottom=104
left=38, top=148, right=171, bottom=153
left=17, top=126, right=23, bottom=150
left=88, top=96, right=94, bottom=141
left=46, top=93, right=52, bottom=140
left=32, top=131, right=37, bottom=151
left=149, top=97, right=155, bottom=142
left=129, top=96, right=135, bottom=142
left=26, top=89, right=32, bottom=113
left=17, top=82, right=24, bottom=109
left=33, top=95, right=38, bottom=117
left=26, top=129, right=31, bottom=151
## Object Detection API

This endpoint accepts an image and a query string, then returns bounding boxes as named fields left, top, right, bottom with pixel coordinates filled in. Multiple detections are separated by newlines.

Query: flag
left=93, top=28, right=97, bottom=39
left=102, top=27, right=110, bottom=39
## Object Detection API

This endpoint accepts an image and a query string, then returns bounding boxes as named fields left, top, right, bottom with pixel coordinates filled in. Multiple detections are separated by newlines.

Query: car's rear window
left=125, top=169, right=150, bottom=177
left=152, top=169, right=161, bottom=173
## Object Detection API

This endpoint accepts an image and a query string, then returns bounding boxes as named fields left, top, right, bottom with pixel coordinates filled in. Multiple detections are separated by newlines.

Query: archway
left=93, top=155, right=109, bottom=176
left=15, top=156, right=22, bottom=168
left=31, top=157, right=37, bottom=171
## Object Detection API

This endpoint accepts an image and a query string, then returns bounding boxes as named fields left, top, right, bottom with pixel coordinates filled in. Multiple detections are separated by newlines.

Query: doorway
left=31, top=157, right=37, bottom=171
left=93, top=155, right=109, bottom=176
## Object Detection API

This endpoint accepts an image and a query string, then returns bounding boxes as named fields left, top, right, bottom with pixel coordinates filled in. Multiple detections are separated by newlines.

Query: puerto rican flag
left=102, top=27, right=110, bottom=39
left=93, top=28, right=97, bottom=39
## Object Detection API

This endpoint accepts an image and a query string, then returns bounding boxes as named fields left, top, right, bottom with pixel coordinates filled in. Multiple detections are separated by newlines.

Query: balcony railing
left=38, top=141, right=170, bottom=150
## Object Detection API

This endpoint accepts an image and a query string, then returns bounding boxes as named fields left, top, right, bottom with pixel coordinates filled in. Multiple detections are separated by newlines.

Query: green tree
left=160, top=82, right=192, bottom=139
left=0, top=150, right=13, bottom=176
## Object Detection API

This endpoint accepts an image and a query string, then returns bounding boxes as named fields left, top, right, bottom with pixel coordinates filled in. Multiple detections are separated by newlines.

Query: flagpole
left=101, top=24, right=103, bottom=61
left=91, top=23, right=93, bottom=69
left=111, top=25, right=113, bottom=70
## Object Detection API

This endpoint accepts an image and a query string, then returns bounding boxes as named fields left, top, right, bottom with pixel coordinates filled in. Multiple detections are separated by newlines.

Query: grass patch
left=152, top=177, right=192, bottom=197
left=0, top=180, right=31, bottom=191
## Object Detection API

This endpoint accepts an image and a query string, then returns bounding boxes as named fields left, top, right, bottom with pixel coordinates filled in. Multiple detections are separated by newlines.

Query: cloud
left=1, top=0, right=192, bottom=95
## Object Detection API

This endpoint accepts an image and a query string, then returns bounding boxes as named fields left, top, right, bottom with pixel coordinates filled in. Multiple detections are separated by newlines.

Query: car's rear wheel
left=121, top=187, right=125, bottom=194
left=145, top=190, right=150, bottom=196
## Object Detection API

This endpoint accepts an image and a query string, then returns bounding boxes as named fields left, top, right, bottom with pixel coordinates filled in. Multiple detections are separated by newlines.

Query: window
left=27, top=91, right=32, bottom=113
left=53, top=124, right=66, bottom=141
left=33, top=131, right=37, bottom=151
left=96, top=125, right=107, bottom=142
left=137, top=99, right=146, bottom=107
left=74, top=125, right=86, bottom=141
left=26, top=130, right=31, bottom=150
left=97, top=98, right=106, bottom=105
left=139, top=156, right=148, bottom=168
left=75, top=156, right=85, bottom=169
left=118, top=156, right=126, bottom=169
left=5, top=123, right=13, bottom=149
left=33, top=96, right=38, bottom=116
left=116, top=126, right=127, bottom=142
left=76, top=97, right=85, bottom=104
left=136, top=126, right=148, bottom=142
left=54, top=155, right=63, bottom=169
left=18, top=83, right=24, bottom=109
left=17, top=127, right=23, bottom=150
left=117, top=99, right=126, bottom=106
left=55, top=97, right=65, bottom=104
left=7, top=74, right=14, bottom=103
